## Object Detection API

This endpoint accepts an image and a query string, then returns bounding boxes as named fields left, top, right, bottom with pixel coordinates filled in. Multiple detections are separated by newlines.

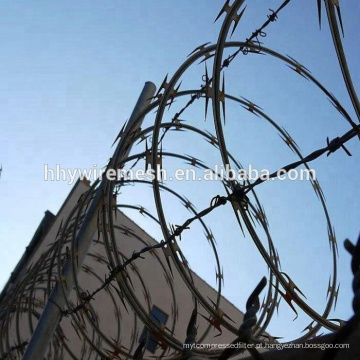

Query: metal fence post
left=22, top=82, right=156, bottom=360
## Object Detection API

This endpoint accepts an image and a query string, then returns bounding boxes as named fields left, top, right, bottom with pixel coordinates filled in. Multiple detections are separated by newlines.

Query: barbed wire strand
left=62, top=193, right=234, bottom=317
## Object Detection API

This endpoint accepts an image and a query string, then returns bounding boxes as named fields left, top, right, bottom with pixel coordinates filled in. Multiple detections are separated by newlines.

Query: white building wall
left=0, top=180, right=249, bottom=359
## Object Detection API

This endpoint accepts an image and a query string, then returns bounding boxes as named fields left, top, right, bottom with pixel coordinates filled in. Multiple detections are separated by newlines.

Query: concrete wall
left=0, top=180, right=250, bottom=359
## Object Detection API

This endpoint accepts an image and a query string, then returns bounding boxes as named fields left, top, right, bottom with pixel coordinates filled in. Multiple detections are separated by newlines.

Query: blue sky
left=0, top=0, right=359, bottom=342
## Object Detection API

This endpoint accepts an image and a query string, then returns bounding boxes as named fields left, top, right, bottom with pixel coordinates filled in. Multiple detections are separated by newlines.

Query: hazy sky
left=0, top=0, right=359, bottom=342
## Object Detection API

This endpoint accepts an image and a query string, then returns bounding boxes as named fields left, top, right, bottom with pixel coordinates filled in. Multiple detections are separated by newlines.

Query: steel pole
left=23, top=81, right=156, bottom=360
